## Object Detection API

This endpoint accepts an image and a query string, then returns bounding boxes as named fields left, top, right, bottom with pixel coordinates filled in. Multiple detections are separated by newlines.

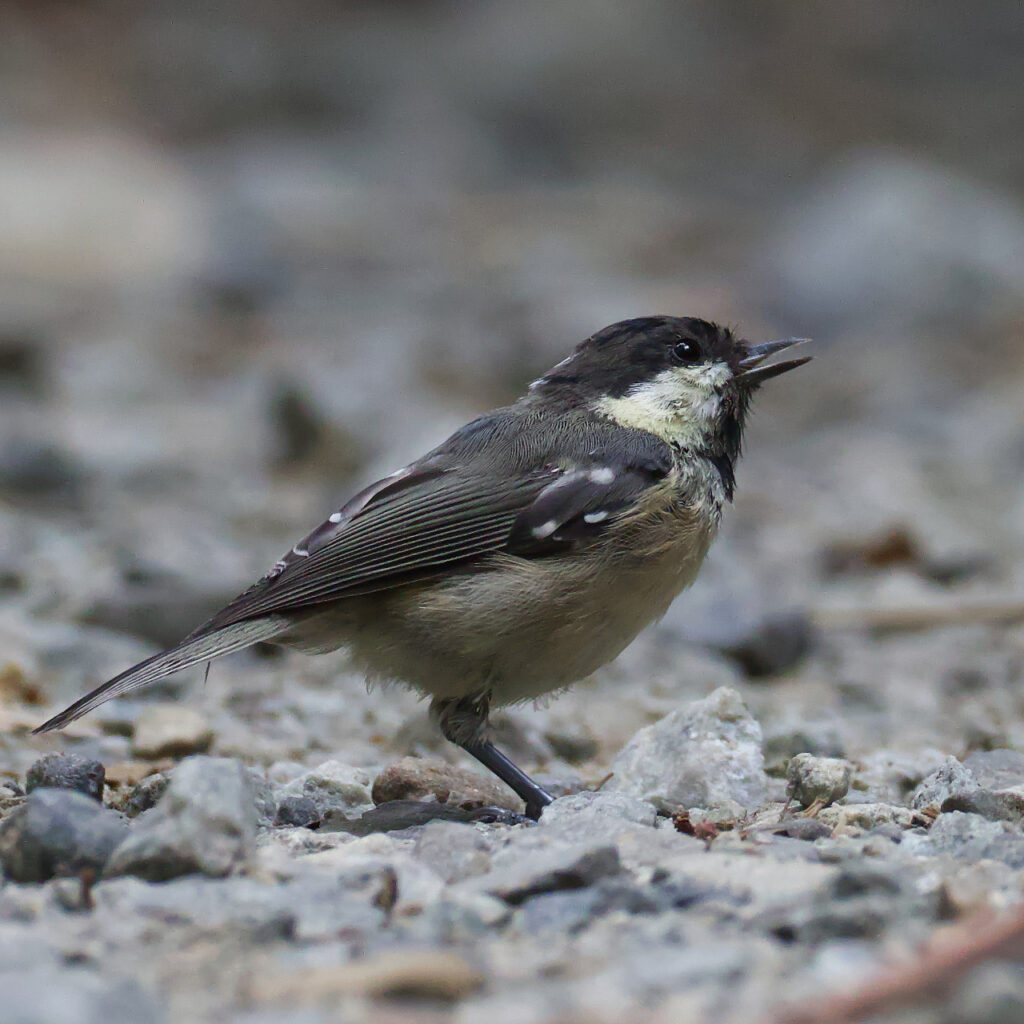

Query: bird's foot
left=465, top=805, right=537, bottom=826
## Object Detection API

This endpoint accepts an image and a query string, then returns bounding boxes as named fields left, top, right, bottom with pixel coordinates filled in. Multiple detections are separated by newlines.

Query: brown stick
left=768, top=905, right=1024, bottom=1024
left=811, top=598, right=1024, bottom=632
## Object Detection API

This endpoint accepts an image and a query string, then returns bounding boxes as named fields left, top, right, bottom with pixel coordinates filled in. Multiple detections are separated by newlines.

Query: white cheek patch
left=695, top=394, right=721, bottom=421
left=689, top=363, right=731, bottom=389
left=594, top=365, right=731, bottom=448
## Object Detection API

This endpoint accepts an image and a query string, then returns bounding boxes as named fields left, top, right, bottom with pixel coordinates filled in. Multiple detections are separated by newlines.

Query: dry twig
left=768, top=905, right=1024, bottom=1024
left=811, top=597, right=1024, bottom=633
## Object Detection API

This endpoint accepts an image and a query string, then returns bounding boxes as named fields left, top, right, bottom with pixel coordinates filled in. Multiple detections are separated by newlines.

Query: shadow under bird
left=36, top=317, right=810, bottom=819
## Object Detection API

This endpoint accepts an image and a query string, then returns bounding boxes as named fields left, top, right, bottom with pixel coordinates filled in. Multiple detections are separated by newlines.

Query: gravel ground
left=1, top=4, right=1024, bottom=1023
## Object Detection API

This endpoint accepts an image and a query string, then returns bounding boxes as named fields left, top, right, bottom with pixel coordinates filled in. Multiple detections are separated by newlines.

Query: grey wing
left=197, top=460, right=560, bottom=631
left=507, top=459, right=670, bottom=557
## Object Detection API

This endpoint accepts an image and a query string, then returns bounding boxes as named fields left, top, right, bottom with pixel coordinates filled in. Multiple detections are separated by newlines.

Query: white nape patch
left=529, top=352, right=574, bottom=391
left=588, top=467, right=615, bottom=485
left=583, top=510, right=609, bottom=524
left=594, top=364, right=730, bottom=448
left=328, top=511, right=344, bottom=523
left=532, top=520, right=559, bottom=539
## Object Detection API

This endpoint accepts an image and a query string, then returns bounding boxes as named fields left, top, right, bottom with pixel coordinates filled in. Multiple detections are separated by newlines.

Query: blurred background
left=2, top=1, right=1024, bottom=777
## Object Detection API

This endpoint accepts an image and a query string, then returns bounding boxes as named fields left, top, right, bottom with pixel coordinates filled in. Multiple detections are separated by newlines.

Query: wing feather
left=198, top=466, right=557, bottom=630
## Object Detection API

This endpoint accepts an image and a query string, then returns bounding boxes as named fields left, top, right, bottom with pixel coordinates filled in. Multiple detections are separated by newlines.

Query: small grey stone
left=94, top=876, right=297, bottom=943
left=539, top=790, right=658, bottom=832
left=131, top=704, right=215, bottom=759
left=26, top=753, right=105, bottom=802
left=413, top=820, right=493, bottom=882
left=274, top=795, right=320, bottom=829
left=830, top=863, right=902, bottom=899
left=686, top=800, right=747, bottom=827
left=519, top=878, right=661, bottom=934
left=104, top=756, right=256, bottom=881
left=764, top=863, right=933, bottom=945
left=0, top=788, right=126, bottom=882
left=964, top=750, right=1024, bottom=790
left=0, top=777, right=24, bottom=798
left=123, top=773, right=169, bottom=818
left=853, top=748, right=950, bottom=805
left=786, top=753, right=852, bottom=809
left=277, top=759, right=373, bottom=818
left=911, top=757, right=978, bottom=811
left=247, top=767, right=277, bottom=824
left=471, top=842, right=622, bottom=906
left=817, top=803, right=922, bottom=830
left=913, top=754, right=1024, bottom=822
left=779, top=818, right=832, bottom=841
left=958, top=790, right=1024, bottom=823
left=609, top=686, right=769, bottom=812
left=94, top=872, right=383, bottom=945
left=870, top=822, right=906, bottom=843
left=520, top=871, right=722, bottom=935
left=921, top=812, right=1024, bottom=867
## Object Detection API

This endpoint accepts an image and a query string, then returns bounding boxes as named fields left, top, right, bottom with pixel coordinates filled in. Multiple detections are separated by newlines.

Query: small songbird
left=35, top=317, right=809, bottom=819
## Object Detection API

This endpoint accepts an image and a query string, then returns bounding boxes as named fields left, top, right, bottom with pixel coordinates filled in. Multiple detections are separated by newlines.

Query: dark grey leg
left=432, top=693, right=554, bottom=821
left=461, top=738, right=554, bottom=820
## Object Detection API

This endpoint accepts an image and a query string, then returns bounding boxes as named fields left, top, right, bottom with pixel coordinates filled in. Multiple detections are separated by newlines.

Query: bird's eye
left=672, top=338, right=701, bottom=364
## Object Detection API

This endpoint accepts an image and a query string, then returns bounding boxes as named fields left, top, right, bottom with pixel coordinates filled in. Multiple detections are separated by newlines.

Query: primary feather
left=33, top=617, right=289, bottom=732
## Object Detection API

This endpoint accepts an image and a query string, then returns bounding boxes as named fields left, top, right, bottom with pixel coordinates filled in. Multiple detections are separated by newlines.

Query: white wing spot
left=328, top=511, right=343, bottom=523
left=589, top=467, right=615, bottom=485
left=532, top=520, right=559, bottom=539
left=292, top=545, right=309, bottom=557
left=583, top=510, right=609, bottom=524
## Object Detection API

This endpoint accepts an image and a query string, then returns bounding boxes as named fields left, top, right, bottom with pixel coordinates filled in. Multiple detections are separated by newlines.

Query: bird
left=35, top=316, right=810, bottom=820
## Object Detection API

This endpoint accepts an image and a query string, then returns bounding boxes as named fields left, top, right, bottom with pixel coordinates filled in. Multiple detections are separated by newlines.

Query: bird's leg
left=432, top=692, right=554, bottom=821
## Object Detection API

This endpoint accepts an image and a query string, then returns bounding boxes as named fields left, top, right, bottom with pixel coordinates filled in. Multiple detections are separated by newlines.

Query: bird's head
left=530, top=316, right=810, bottom=459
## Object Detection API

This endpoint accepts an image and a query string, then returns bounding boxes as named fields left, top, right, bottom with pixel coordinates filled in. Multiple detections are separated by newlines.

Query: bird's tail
left=33, top=616, right=290, bottom=734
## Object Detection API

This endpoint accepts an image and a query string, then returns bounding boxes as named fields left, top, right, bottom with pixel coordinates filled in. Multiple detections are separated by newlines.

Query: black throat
left=680, top=401, right=747, bottom=502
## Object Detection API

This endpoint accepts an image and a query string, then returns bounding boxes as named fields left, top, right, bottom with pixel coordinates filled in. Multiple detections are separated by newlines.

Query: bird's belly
left=285, top=515, right=715, bottom=705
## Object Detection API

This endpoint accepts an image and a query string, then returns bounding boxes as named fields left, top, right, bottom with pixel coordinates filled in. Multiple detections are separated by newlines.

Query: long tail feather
left=33, top=616, right=289, bottom=734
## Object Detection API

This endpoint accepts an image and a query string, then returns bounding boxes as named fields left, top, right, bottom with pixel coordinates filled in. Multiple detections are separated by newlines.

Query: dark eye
left=672, top=338, right=701, bottom=364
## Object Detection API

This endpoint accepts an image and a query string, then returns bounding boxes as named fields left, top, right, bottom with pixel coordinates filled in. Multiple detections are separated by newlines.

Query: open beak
left=735, top=337, right=811, bottom=387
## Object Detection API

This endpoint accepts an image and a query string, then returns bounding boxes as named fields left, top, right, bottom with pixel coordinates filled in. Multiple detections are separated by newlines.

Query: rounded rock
left=372, top=756, right=522, bottom=813
left=131, top=704, right=215, bottom=759
left=786, top=753, right=852, bottom=809
left=0, top=788, right=126, bottom=882
left=274, top=795, right=321, bottom=829
left=26, top=753, right=105, bottom=802
left=104, top=755, right=256, bottom=882
left=610, top=686, right=769, bottom=812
